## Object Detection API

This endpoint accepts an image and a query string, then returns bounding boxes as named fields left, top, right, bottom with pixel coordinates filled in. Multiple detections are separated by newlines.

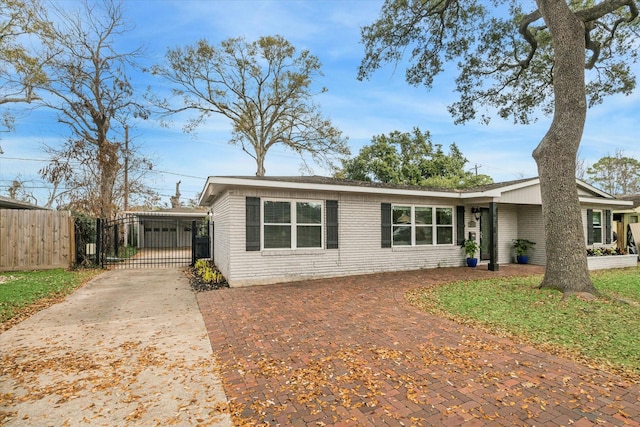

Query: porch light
left=471, top=207, right=481, bottom=221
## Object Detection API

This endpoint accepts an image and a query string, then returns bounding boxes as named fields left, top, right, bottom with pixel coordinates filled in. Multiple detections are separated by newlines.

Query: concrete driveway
left=0, top=268, right=231, bottom=427
left=198, top=264, right=640, bottom=426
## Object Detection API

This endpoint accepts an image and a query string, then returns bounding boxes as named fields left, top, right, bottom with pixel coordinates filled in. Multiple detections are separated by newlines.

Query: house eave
left=199, top=176, right=462, bottom=205
left=578, top=197, right=633, bottom=208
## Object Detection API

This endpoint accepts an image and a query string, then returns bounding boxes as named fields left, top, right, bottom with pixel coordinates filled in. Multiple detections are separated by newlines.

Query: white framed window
left=263, top=199, right=323, bottom=249
left=392, top=205, right=453, bottom=246
left=592, top=210, right=603, bottom=244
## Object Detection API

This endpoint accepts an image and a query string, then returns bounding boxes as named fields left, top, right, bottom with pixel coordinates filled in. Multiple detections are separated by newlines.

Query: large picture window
left=392, top=205, right=453, bottom=246
left=263, top=200, right=322, bottom=249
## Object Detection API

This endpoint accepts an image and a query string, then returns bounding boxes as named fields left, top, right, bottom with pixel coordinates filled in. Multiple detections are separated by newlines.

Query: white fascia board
left=459, top=178, right=540, bottom=199
left=459, top=190, right=504, bottom=199
left=202, top=176, right=462, bottom=200
left=578, top=197, right=634, bottom=207
left=575, top=179, right=613, bottom=198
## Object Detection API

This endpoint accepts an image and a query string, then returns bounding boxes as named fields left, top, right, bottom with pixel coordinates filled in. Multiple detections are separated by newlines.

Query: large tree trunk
left=532, top=0, right=598, bottom=296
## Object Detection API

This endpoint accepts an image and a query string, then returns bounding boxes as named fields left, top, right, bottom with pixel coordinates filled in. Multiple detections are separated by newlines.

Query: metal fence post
left=96, top=218, right=102, bottom=268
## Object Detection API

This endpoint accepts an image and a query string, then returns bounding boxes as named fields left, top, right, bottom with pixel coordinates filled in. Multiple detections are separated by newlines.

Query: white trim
left=391, top=204, right=454, bottom=247
left=261, top=198, right=324, bottom=251
left=575, top=179, right=615, bottom=199
left=578, top=197, right=633, bottom=207
left=199, top=176, right=634, bottom=207
left=200, top=176, right=459, bottom=204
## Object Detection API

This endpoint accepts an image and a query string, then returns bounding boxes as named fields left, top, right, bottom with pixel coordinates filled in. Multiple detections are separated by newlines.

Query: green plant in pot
left=462, top=239, right=479, bottom=267
left=512, top=239, right=536, bottom=264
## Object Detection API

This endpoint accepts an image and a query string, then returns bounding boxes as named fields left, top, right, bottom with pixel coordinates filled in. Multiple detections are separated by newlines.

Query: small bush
left=190, top=259, right=228, bottom=291
left=587, top=247, right=626, bottom=256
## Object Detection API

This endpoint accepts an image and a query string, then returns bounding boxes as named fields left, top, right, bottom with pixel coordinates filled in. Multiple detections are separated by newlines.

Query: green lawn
left=0, top=268, right=102, bottom=324
left=406, top=266, right=640, bottom=376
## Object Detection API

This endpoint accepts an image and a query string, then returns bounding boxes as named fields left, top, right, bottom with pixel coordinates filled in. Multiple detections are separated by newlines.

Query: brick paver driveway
left=197, top=265, right=640, bottom=426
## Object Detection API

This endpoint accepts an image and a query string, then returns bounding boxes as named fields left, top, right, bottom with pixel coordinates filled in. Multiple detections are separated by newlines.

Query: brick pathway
left=197, top=265, right=640, bottom=426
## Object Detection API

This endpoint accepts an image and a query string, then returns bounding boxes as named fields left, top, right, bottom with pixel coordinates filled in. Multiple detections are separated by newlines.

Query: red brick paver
left=197, top=265, right=640, bottom=426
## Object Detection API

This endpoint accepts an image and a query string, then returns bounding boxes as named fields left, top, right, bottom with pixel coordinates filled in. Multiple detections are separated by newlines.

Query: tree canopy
left=586, top=150, right=640, bottom=195
left=150, top=35, right=350, bottom=176
left=337, top=127, right=493, bottom=188
left=359, top=0, right=639, bottom=296
left=359, top=0, right=638, bottom=126
left=0, top=0, right=48, bottom=140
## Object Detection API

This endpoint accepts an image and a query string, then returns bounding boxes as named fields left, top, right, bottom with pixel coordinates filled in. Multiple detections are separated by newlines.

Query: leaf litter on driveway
left=198, top=267, right=640, bottom=426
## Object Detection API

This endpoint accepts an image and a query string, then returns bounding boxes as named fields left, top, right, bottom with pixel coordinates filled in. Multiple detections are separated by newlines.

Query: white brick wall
left=207, top=186, right=623, bottom=286
left=212, top=189, right=467, bottom=287
left=517, top=205, right=546, bottom=265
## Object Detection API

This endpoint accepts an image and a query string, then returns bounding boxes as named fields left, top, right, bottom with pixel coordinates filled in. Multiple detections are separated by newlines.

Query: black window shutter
left=456, top=206, right=465, bottom=246
left=381, top=203, right=392, bottom=248
left=326, top=200, right=338, bottom=249
left=605, top=209, right=612, bottom=244
left=586, top=208, right=594, bottom=245
left=246, top=197, right=261, bottom=251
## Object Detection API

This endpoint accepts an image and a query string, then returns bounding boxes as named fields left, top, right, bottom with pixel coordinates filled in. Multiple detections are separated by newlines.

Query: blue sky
left=1, top=0, right=638, bottom=207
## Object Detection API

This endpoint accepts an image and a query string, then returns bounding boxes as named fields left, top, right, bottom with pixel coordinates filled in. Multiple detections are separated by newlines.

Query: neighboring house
left=198, top=176, right=633, bottom=287
left=0, top=195, right=47, bottom=210
left=613, top=194, right=640, bottom=254
left=119, top=208, right=208, bottom=249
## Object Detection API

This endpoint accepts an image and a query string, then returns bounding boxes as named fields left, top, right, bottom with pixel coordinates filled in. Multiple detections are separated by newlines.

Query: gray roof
left=618, top=194, right=640, bottom=208
left=215, top=175, right=539, bottom=194
left=0, top=195, right=47, bottom=210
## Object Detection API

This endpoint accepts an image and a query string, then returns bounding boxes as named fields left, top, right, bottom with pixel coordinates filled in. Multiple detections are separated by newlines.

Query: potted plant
left=512, top=239, right=536, bottom=264
left=462, top=239, right=479, bottom=267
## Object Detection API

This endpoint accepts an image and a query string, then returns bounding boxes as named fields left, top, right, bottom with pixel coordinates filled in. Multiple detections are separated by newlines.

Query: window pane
left=592, top=211, right=601, bottom=226
left=297, top=226, right=321, bottom=248
left=393, top=226, right=411, bottom=245
left=393, top=206, right=411, bottom=224
left=264, top=225, right=291, bottom=248
left=264, top=201, right=290, bottom=224
left=436, top=208, right=452, bottom=225
left=297, top=202, right=322, bottom=224
left=416, top=226, right=433, bottom=245
left=415, top=207, right=432, bottom=225
left=436, top=227, right=453, bottom=244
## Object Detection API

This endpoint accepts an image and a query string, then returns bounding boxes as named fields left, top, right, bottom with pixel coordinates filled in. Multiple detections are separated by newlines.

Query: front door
left=479, top=208, right=491, bottom=260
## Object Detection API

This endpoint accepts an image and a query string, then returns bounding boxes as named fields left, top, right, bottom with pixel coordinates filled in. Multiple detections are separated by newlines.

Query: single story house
left=198, top=176, right=633, bottom=287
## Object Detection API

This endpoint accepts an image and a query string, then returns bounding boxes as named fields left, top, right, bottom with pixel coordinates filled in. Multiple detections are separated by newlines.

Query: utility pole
left=124, top=125, right=129, bottom=211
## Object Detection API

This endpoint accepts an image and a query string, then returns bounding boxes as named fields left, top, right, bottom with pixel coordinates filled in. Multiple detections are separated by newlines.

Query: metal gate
left=97, top=213, right=210, bottom=268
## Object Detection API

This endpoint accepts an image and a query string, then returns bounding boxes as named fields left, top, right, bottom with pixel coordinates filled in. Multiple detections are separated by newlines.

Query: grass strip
left=0, top=268, right=102, bottom=328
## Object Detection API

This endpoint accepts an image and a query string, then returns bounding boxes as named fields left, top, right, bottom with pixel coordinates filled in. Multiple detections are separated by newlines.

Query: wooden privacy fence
left=0, top=209, right=74, bottom=272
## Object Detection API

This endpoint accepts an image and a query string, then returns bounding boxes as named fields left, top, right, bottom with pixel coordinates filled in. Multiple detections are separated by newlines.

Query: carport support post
left=488, top=202, right=499, bottom=271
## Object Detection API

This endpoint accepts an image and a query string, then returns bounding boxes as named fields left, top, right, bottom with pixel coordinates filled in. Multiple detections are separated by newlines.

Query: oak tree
left=338, top=127, right=493, bottom=188
left=586, top=150, right=640, bottom=195
left=359, top=0, right=639, bottom=296
left=150, top=35, right=350, bottom=176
